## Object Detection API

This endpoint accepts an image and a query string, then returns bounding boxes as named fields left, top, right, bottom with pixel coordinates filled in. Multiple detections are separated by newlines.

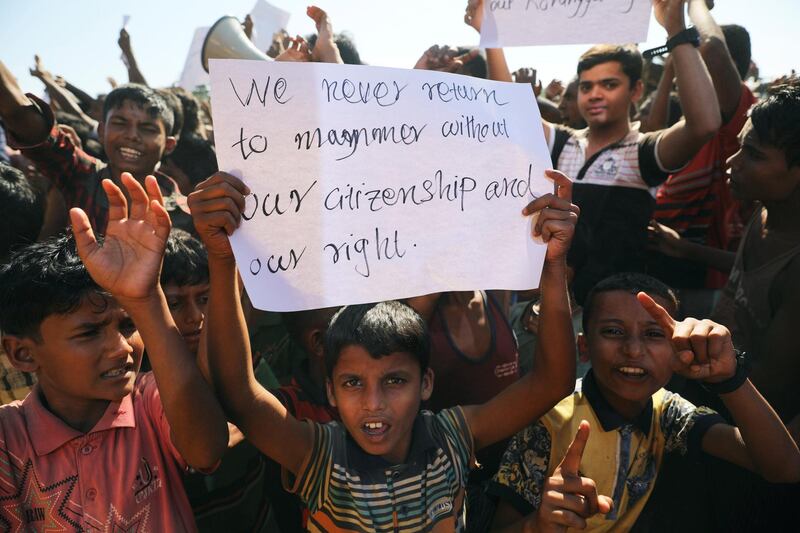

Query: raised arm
left=118, top=28, right=149, bottom=86
left=638, top=292, right=800, bottom=483
left=462, top=171, right=578, bottom=450
left=30, top=56, right=98, bottom=130
left=188, top=171, right=312, bottom=475
left=70, top=172, right=228, bottom=469
left=0, top=60, right=50, bottom=145
left=653, top=0, right=722, bottom=171
left=687, top=0, right=743, bottom=121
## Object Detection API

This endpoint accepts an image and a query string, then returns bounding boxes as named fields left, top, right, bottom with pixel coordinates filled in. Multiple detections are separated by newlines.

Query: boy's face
left=327, top=346, right=433, bottom=464
left=99, top=99, right=175, bottom=179
left=727, top=119, right=800, bottom=202
left=578, top=61, right=642, bottom=128
left=5, top=294, right=144, bottom=421
left=164, top=283, right=209, bottom=355
left=580, top=291, right=675, bottom=419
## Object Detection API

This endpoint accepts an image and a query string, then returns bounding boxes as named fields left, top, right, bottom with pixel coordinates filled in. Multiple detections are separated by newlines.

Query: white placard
left=480, top=0, right=652, bottom=48
left=209, top=60, right=553, bottom=311
left=249, top=0, right=291, bottom=54
left=178, top=27, right=210, bottom=91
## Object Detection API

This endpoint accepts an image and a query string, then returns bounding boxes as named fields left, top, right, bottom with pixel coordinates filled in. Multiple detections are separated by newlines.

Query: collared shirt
left=6, top=94, right=193, bottom=236
left=284, top=407, right=474, bottom=532
left=548, top=123, right=676, bottom=302
left=0, top=347, right=36, bottom=406
left=488, top=371, right=723, bottom=531
left=0, top=373, right=197, bottom=532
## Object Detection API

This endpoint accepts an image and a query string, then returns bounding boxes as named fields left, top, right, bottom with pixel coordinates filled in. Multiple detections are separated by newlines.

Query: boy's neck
left=587, top=119, right=632, bottom=152
left=590, top=375, right=650, bottom=422
left=38, top=388, right=111, bottom=434
left=763, top=193, right=800, bottom=234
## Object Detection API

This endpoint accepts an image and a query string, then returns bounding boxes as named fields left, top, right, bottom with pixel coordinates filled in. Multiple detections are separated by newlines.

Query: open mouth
left=118, top=147, right=143, bottom=161
left=361, top=420, right=390, bottom=440
left=101, top=362, right=134, bottom=379
left=616, top=366, right=648, bottom=380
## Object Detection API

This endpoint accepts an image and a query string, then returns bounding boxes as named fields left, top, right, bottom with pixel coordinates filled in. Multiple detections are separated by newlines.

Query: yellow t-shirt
left=489, top=372, right=722, bottom=531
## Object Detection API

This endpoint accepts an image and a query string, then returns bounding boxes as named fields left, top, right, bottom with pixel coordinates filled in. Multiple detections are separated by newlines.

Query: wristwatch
left=703, top=350, right=751, bottom=395
left=643, top=27, right=701, bottom=59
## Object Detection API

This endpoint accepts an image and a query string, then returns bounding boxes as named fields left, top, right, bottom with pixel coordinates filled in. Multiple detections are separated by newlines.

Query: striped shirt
left=548, top=123, right=675, bottom=302
left=284, top=407, right=474, bottom=532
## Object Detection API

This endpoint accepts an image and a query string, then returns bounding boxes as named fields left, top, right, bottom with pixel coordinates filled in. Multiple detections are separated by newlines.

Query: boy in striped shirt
left=189, top=169, right=583, bottom=531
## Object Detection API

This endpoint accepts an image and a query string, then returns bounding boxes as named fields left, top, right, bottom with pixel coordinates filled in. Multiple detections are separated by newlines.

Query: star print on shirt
left=104, top=504, right=151, bottom=533
left=0, top=459, right=80, bottom=532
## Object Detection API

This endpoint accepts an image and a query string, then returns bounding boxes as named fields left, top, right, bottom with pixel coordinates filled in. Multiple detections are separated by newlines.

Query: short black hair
left=0, top=162, right=45, bottom=263
left=160, top=229, right=208, bottom=287
left=721, top=24, right=751, bottom=80
left=0, top=233, right=105, bottom=339
left=283, top=307, right=340, bottom=344
left=164, top=134, right=218, bottom=188
left=750, top=76, right=800, bottom=168
left=582, top=272, right=678, bottom=333
left=102, top=84, right=174, bottom=134
left=456, top=46, right=487, bottom=79
left=156, top=88, right=184, bottom=139
left=324, top=301, right=429, bottom=378
left=168, top=87, right=202, bottom=138
left=578, top=44, right=643, bottom=88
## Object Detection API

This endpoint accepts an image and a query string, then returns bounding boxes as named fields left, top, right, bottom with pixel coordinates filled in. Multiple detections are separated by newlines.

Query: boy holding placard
left=188, top=169, right=580, bottom=531
left=466, top=0, right=722, bottom=303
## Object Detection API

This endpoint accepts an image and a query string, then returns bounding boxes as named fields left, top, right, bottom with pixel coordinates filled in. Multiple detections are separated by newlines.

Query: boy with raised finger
left=489, top=273, right=800, bottom=531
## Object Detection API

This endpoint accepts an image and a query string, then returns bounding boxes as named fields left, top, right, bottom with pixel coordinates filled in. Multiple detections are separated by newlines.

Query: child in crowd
left=0, top=61, right=193, bottom=235
left=488, top=273, right=800, bottom=532
left=188, top=169, right=580, bottom=531
left=0, top=173, right=227, bottom=529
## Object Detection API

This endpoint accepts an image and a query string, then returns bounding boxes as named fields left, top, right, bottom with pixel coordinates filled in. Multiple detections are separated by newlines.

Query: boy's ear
left=631, top=79, right=644, bottom=104
left=577, top=333, right=590, bottom=363
left=326, top=378, right=336, bottom=407
left=2, top=336, right=39, bottom=373
left=163, top=135, right=177, bottom=156
left=308, top=329, right=325, bottom=360
left=420, top=367, right=435, bottom=402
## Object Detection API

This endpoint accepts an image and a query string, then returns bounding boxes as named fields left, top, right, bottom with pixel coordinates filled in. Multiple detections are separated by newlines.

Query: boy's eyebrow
left=595, top=318, right=662, bottom=326
left=70, top=316, right=112, bottom=333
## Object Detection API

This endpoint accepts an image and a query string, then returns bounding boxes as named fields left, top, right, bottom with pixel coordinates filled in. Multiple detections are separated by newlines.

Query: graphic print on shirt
left=0, top=459, right=80, bottom=532
left=132, top=457, right=162, bottom=505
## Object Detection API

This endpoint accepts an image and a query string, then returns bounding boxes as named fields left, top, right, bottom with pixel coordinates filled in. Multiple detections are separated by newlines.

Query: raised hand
left=307, top=6, right=343, bottom=64
left=652, top=0, right=687, bottom=36
left=533, top=421, right=613, bottom=532
left=275, top=36, right=311, bottom=63
left=187, top=171, right=250, bottom=261
left=29, top=54, right=50, bottom=80
left=522, top=170, right=580, bottom=262
left=69, top=173, right=171, bottom=302
left=464, top=0, right=484, bottom=33
left=414, top=45, right=478, bottom=73
left=512, top=67, right=537, bottom=85
left=637, top=292, right=737, bottom=383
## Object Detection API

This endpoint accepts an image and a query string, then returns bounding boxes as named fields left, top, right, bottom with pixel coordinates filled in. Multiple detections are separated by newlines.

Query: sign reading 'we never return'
left=209, top=59, right=552, bottom=311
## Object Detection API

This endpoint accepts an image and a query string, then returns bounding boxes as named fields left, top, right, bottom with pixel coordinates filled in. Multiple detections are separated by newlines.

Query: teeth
left=619, top=367, right=645, bottom=376
left=119, top=147, right=142, bottom=159
left=364, top=422, right=383, bottom=429
left=103, top=366, right=127, bottom=378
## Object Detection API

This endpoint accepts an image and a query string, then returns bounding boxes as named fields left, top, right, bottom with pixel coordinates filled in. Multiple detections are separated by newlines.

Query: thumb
left=598, top=495, right=614, bottom=515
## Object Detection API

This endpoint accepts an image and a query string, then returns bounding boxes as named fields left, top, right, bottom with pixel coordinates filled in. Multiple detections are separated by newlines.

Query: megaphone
left=201, top=15, right=272, bottom=72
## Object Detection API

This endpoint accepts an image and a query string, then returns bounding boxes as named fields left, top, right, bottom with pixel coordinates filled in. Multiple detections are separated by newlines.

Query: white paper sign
left=480, top=0, right=652, bottom=47
left=178, top=27, right=211, bottom=91
left=249, top=0, right=291, bottom=54
left=209, top=60, right=553, bottom=312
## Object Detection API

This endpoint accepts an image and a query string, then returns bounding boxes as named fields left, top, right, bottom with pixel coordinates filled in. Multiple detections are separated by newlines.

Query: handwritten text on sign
left=209, top=60, right=552, bottom=311
left=480, top=0, right=652, bottom=48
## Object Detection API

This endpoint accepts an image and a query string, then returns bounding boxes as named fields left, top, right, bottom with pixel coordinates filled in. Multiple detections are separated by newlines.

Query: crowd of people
left=1, top=0, right=799, bottom=531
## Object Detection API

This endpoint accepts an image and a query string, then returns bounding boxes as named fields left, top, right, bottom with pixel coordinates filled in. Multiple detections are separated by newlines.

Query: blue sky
left=1, top=0, right=796, bottom=97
